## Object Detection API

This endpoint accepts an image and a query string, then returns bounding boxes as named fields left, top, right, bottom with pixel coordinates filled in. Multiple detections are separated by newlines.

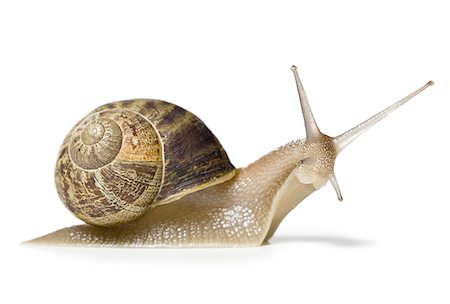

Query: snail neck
left=264, top=170, right=316, bottom=241
left=240, top=139, right=317, bottom=242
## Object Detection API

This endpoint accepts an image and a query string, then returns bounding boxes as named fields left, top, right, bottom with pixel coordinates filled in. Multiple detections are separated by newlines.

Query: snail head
left=290, top=65, right=433, bottom=202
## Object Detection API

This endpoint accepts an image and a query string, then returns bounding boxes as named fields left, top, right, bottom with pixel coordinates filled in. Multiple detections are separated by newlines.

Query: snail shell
left=55, top=99, right=235, bottom=226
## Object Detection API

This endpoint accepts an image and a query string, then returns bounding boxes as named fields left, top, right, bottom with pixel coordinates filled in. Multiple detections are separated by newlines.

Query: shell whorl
left=69, top=118, right=123, bottom=170
left=57, top=108, right=164, bottom=226
left=55, top=99, right=235, bottom=227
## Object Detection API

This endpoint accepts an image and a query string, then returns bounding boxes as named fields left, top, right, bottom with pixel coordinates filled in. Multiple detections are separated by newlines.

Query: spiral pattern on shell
left=56, top=108, right=164, bottom=226
left=55, top=99, right=235, bottom=227
left=69, top=118, right=123, bottom=170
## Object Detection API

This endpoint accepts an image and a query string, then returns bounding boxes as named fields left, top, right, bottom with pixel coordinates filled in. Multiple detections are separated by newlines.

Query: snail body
left=28, top=66, right=434, bottom=247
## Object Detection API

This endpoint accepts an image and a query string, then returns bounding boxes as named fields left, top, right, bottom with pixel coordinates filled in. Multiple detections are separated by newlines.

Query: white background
left=0, top=1, right=448, bottom=303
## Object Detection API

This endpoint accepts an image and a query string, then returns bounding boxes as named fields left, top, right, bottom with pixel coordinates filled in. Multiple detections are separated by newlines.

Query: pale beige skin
left=27, top=67, right=433, bottom=247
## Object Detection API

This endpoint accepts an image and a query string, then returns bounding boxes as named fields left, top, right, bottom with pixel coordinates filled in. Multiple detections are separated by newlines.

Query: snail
left=27, top=66, right=434, bottom=247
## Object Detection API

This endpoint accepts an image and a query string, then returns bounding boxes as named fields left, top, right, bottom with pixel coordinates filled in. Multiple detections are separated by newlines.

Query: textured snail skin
left=29, top=140, right=319, bottom=247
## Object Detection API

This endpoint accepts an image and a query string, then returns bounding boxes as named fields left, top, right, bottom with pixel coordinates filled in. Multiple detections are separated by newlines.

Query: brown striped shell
left=55, top=99, right=235, bottom=227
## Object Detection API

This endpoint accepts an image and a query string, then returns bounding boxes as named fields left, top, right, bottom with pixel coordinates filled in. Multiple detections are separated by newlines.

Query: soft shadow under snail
left=27, top=66, right=434, bottom=247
